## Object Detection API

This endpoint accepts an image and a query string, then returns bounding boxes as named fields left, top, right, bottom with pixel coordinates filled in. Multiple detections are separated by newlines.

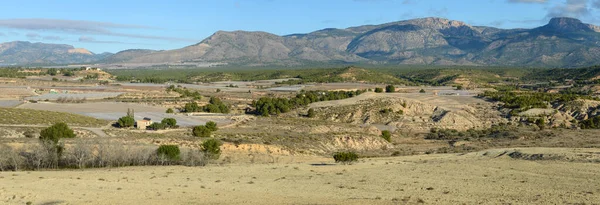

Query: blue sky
left=0, top=0, right=599, bottom=53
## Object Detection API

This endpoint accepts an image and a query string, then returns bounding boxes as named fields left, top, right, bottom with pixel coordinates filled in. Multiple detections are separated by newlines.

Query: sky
left=0, top=0, right=599, bottom=53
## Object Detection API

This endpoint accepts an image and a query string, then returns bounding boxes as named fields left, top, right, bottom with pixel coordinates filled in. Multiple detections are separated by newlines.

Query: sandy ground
left=1, top=148, right=599, bottom=205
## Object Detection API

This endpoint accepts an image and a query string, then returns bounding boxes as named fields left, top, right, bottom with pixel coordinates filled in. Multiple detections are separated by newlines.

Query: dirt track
left=1, top=148, right=599, bottom=204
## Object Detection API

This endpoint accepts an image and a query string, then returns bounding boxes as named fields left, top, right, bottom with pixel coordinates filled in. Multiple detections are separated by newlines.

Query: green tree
left=118, top=116, right=135, bottom=128
left=184, top=102, right=200, bottom=112
left=456, top=85, right=463, bottom=90
left=39, top=122, right=75, bottom=144
left=166, top=108, right=174, bottom=113
left=201, top=138, right=222, bottom=160
left=156, top=145, right=181, bottom=161
left=381, top=130, right=392, bottom=142
left=161, top=118, right=177, bottom=128
left=193, top=125, right=211, bottom=137
left=374, top=88, right=384, bottom=93
left=307, top=108, right=315, bottom=118
left=47, top=68, right=58, bottom=76
left=385, top=85, right=396, bottom=93
left=419, top=89, right=426, bottom=93
left=205, top=121, right=218, bottom=132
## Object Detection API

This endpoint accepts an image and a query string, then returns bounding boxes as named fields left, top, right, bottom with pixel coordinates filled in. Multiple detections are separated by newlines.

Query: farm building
left=136, top=117, right=153, bottom=130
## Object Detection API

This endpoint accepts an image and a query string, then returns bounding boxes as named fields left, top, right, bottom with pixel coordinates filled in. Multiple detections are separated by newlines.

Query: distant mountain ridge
left=2, top=17, right=600, bottom=67
left=110, top=17, right=600, bottom=67
left=0, top=41, right=110, bottom=65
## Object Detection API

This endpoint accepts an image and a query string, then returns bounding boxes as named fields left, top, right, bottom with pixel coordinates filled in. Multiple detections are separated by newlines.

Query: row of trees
left=253, top=90, right=366, bottom=116
left=166, top=85, right=202, bottom=100
left=182, top=97, right=229, bottom=113
left=0, top=122, right=224, bottom=171
left=56, top=97, right=87, bottom=103
left=147, top=118, right=178, bottom=130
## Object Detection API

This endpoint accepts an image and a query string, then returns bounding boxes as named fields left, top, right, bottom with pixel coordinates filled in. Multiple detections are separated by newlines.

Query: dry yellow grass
left=1, top=148, right=599, bottom=204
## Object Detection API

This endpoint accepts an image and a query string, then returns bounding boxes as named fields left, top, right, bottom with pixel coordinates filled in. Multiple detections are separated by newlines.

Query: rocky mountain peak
left=542, top=17, right=593, bottom=32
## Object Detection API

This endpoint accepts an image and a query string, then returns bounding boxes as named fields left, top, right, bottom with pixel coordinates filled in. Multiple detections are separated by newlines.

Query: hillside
left=0, top=41, right=110, bottom=65
left=2, top=17, right=600, bottom=67
left=108, top=17, right=600, bottom=67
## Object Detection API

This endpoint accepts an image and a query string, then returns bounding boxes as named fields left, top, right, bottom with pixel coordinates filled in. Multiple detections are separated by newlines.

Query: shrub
left=419, top=89, right=426, bottom=93
left=166, top=108, right=174, bottom=113
left=156, top=145, right=181, bottom=162
left=193, top=125, right=211, bottom=137
left=40, top=122, right=75, bottom=144
left=381, top=130, right=391, bottom=142
left=205, top=121, right=218, bottom=132
left=148, top=122, right=167, bottom=130
left=307, top=108, right=315, bottom=118
left=535, top=118, right=546, bottom=129
left=374, top=88, right=384, bottom=93
left=333, top=152, right=358, bottom=164
left=385, top=85, right=395, bottom=93
left=201, top=138, right=222, bottom=160
left=161, top=118, right=177, bottom=128
left=117, top=116, right=135, bottom=128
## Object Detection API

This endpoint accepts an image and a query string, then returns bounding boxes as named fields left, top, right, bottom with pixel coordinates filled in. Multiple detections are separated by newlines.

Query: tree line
left=252, top=90, right=366, bottom=116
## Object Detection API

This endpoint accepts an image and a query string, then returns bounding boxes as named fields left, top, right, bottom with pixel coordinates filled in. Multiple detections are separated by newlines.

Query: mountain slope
left=3, top=17, right=600, bottom=67
left=109, top=17, right=599, bottom=67
left=0, top=41, right=109, bottom=65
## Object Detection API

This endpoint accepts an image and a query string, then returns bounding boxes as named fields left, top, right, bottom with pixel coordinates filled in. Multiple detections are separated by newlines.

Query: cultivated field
left=18, top=102, right=233, bottom=127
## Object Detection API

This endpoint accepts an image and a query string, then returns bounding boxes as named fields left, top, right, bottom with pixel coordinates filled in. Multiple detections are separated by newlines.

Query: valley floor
left=1, top=148, right=599, bottom=204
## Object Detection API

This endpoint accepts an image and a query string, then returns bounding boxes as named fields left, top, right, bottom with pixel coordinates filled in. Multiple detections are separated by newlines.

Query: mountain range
left=1, top=17, right=600, bottom=67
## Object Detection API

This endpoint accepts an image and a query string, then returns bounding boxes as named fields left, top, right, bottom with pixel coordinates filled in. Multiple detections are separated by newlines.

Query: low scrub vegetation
left=479, top=91, right=596, bottom=115
left=201, top=138, right=222, bottom=160
left=333, top=152, right=358, bottom=164
left=381, top=130, right=391, bottom=142
left=0, top=139, right=208, bottom=171
left=580, top=116, right=600, bottom=129
left=425, top=124, right=519, bottom=141
left=253, top=90, right=365, bottom=116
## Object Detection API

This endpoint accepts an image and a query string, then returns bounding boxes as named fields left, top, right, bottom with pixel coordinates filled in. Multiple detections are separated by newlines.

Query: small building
left=136, top=117, right=153, bottom=130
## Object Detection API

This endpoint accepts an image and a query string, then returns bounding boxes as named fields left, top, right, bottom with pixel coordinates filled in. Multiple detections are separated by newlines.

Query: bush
left=156, top=145, right=181, bottom=162
left=333, top=152, right=358, bottom=164
left=307, top=108, right=315, bottom=118
left=148, top=122, right=167, bottom=130
left=205, top=121, right=218, bottom=132
left=385, top=85, right=395, bottom=93
left=40, top=122, right=75, bottom=144
left=374, top=88, right=384, bottom=93
left=117, top=116, right=135, bottom=128
left=193, top=125, right=211, bottom=137
left=381, top=130, right=391, bottom=142
left=166, top=108, right=174, bottom=113
left=419, top=89, right=426, bottom=93
left=201, top=138, right=222, bottom=160
left=161, top=118, right=177, bottom=128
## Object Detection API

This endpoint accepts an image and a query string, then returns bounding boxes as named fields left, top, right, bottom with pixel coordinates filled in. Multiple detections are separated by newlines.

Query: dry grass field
left=0, top=107, right=109, bottom=127
left=1, top=148, right=599, bottom=205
